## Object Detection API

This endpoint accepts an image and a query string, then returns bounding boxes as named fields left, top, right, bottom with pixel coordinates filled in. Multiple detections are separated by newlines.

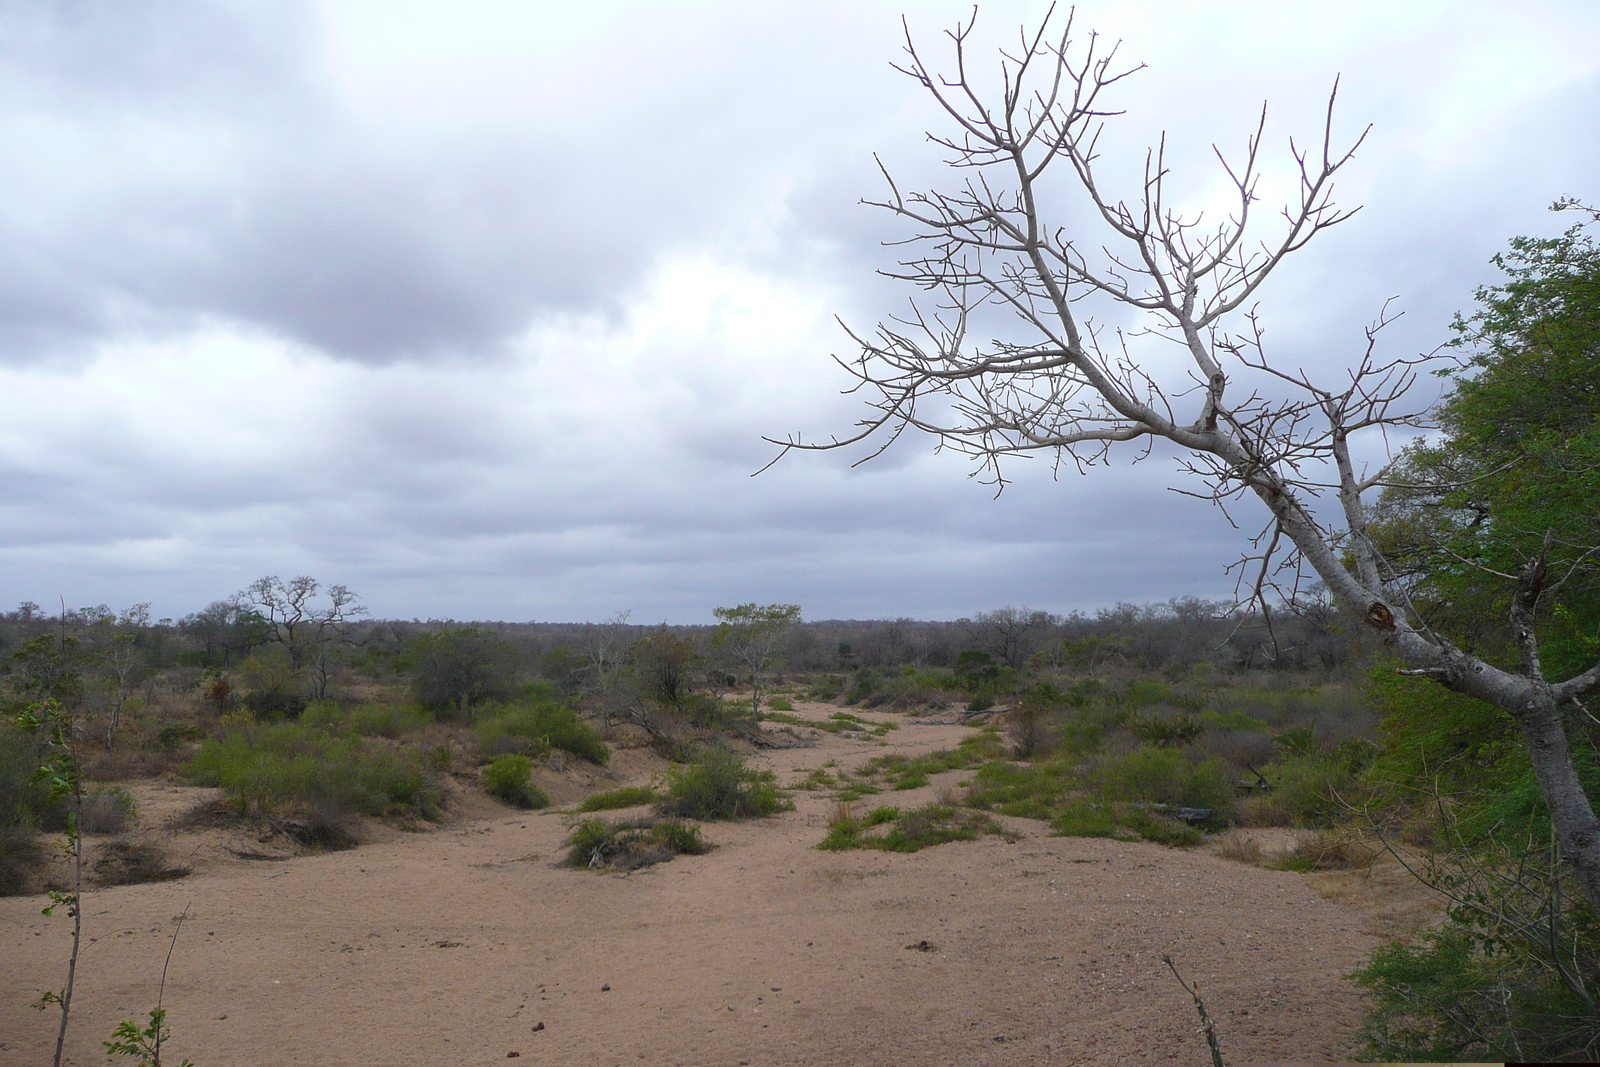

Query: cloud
left=0, top=0, right=1596, bottom=619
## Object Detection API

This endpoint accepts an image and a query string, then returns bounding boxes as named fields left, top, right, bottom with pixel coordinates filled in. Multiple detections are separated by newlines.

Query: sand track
left=2, top=710, right=1385, bottom=1065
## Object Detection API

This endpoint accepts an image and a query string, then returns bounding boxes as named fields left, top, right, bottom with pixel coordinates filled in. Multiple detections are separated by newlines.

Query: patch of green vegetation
left=1049, top=801, right=1203, bottom=846
left=1085, top=746, right=1234, bottom=814
left=819, top=802, right=1001, bottom=853
left=302, top=700, right=432, bottom=739
left=482, top=754, right=550, bottom=809
left=475, top=699, right=609, bottom=766
left=763, top=711, right=897, bottom=737
left=577, top=785, right=659, bottom=812
left=1198, top=708, right=1269, bottom=732
left=765, top=696, right=795, bottom=712
left=1050, top=801, right=1119, bottom=838
left=789, top=768, right=835, bottom=791
left=965, top=760, right=1076, bottom=816
left=657, top=747, right=792, bottom=820
left=563, top=816, right=706, bottom=870
left=855, top=728, right=1007, bottom=789
left=184, top=722, right=442, bottom=820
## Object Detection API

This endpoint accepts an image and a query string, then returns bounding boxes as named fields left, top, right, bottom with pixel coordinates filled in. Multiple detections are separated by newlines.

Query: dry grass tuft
left=1232, top=792, right=1293, bottom=827
left=1217, top=831, right=1263, bottom=865
left=936, top=784, right=963, bottom=807
left=1273, top=829, right=1380, bottom=872
left=829, top=801, right=855, bottom=827
left=90, top=837, right=191, bottom=888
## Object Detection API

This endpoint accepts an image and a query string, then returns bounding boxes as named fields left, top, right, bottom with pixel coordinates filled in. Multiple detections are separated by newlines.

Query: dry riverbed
left=1, top=705, right=1414, bottom=1065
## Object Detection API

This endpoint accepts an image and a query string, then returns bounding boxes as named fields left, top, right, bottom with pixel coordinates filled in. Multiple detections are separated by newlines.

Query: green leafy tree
left=1375, top=204, right=1600, bottom=676
left=711, top=603, right=801, bottom=723
left=402, top=627, right=522, bottom=716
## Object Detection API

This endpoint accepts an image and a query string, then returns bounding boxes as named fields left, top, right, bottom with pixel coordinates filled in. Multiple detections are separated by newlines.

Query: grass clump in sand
left=563, top=816, right=706, bottom=871
left=819, top=801, right=1000, bottom=853
left=657, top=747, right=791, bottom=820
left=482, top=754, right=550, bottom=809
left=853, top=728, right=1007, bottom=791
left=763, top=710, right=897, bottom=737
left=577, top=785, right=659, bottom=812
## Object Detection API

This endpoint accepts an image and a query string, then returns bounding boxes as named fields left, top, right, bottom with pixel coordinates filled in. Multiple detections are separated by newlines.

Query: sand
left=1, top=707, right=1401, bottom=1066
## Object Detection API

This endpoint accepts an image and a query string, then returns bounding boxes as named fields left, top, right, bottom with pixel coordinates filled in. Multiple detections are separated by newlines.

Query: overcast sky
left=1, top=0, right=1596, bottom=623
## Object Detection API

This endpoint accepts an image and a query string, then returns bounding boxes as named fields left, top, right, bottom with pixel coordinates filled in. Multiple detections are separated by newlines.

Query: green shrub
left=1119, top=808, right=1204, bottom=847
left=350, top=704, right=431, bottom=738
left=766, top=696, right=795, bottom=712
left=1050, top=801, right=1119, bottom=838
left=1352, top=921, right=1600, bottom=1061
left=879, top=803, right=998, bottom=851
left=482, top=754, right=549, bottom=809
left=658, top=747, right=791, bottom=820
left=476, top=701, right=609, bottom=766
left=184, top=723, right=441, bottom=819
left=577, top=786, right=658, bottom=812
left=1263, top=751, right=1372, bottom=826
left=562, top=816, right=705, bottom=869
left=819, top=818, right=863, bottom=851
left=965, top=760, right=1075, bottom=817
left=154, top=720, right=203, bottom=751
left=1086, top=746, right=1234, bottom=813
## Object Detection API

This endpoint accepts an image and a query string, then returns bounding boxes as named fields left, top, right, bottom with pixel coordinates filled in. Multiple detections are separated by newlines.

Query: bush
left=1263, top=751, right=1370, bottom=826
left=766, top=696, right=795, bottom=712
left=90, top=837, right=190, bottom=887
left=577, top=786, right=658, bottom=812
left=562, top=816, right=706, bottom=870
left=184, top=723, right=441, bottom=820
left=657, top=747, right=791, bottom=820
left=1050, top=801, right=1120, bottom=839
left=482, top=754, right=550, bottom=809
left=965, top=760, right=1075, bottom=818
left=476, top=700, right=609, bottom=766
left=80, top=786, right=135, bottom=834
left=1352, top=920, right=1600, bottom=1061
left=404, top=627, right=523, bottom=715
left=1086, top=746, right=1234, bottom=813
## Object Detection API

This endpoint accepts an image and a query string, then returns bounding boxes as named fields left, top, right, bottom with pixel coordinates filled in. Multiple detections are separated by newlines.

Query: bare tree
left=582, top=610, right=634, bottom=728
left=770, top=10, right=1600, bottom=913
left=966, top=605, right=1056, bottom=668
left=235, top=576, right=366, bottom=702
left=91, top=603, right=150, bottom=750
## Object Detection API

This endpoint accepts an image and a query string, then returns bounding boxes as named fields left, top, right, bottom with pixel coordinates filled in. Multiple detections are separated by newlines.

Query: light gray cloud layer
left=1, top=0, right=1596, bottom=621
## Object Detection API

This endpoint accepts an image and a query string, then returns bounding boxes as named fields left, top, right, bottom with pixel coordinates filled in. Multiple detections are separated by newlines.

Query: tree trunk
left=1517, top=696, right=1600, bottom=912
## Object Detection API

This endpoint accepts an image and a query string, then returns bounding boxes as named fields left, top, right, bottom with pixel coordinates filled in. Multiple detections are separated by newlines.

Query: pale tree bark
left=769, top=9, right=1600, bottom=913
